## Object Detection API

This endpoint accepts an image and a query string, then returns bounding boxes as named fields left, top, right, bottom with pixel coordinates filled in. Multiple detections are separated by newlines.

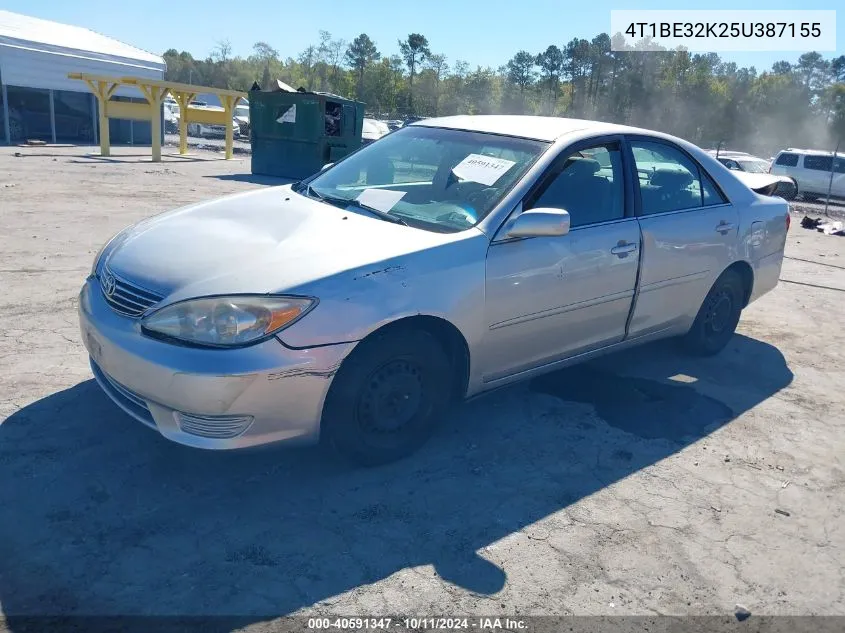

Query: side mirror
left=320, top=162, right=334, bottom=171
left=504, top=208, right=571, bottom=239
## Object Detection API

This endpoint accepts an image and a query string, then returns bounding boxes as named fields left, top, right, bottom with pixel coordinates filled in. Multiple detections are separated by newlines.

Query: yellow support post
left=138, top=84, right=170, bottom=162
left=171, top=91, right=196, bottom=155
left=220, top=94, right=239, bottom=160
left=76, top=75, right=119, bottom=157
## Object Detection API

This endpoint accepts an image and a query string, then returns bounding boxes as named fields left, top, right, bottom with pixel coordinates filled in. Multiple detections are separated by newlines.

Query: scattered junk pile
left=248, top=79, right=365, bottom=180
left=801, top=215, right=845, bottom=236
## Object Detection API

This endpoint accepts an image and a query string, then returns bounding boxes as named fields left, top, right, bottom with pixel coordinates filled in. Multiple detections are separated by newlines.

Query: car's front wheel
left=321, top=327, right=452, bottom=466
left=682, top=269, right=745, bottom=356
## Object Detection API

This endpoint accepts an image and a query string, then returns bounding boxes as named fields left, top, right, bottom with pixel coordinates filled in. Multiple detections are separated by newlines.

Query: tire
left=802, top=192, right=819, bottom=202
left=321, top=328, right=453, bottom=466
left=682, top=269, right=745, bottom=357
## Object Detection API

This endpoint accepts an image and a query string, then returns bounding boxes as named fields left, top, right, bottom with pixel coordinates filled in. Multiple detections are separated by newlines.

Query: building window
left=6, top=86, right=52, bottom=142
left=53, top=90, right=95, bottom=142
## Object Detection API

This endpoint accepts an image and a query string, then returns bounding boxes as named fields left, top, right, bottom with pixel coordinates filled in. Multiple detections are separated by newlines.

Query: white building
left=0, top=10, right=166, bottom=145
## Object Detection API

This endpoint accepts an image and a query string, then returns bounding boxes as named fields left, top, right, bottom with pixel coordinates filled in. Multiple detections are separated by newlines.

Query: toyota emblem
left=103, top=273, right=117, bottom=297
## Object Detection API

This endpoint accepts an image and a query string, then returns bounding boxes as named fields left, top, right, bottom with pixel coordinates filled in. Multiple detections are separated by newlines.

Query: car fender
left=275, top=232, right=490, bottom=366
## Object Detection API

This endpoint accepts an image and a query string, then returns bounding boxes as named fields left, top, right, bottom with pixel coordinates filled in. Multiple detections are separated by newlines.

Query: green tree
left=398, top=33, right=431, bottom=114
left=345, top=34, right=380, bottom=99
left=536, top=45, right=563, bottom=113
left=506, top=51, right=536, bottom=111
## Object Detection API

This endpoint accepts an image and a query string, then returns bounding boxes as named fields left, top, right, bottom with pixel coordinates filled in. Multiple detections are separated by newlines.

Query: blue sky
left=6, top=0, right=843, bottom=72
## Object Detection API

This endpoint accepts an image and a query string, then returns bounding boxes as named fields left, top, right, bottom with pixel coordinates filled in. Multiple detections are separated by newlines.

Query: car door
left=833, top=156, right=845, bottom=197
left=481, top=137, right=640, bottom=382
left=626, top=137, right=738, bottom=338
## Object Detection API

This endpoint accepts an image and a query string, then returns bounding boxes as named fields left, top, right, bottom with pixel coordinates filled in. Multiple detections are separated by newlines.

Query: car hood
left=104, top=186, right=475, bottom=303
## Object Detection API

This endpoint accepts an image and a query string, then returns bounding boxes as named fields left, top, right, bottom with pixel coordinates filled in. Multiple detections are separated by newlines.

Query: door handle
left=715, top=222, right=735, bottom=234
left=610, top=242, right=638, bottom=257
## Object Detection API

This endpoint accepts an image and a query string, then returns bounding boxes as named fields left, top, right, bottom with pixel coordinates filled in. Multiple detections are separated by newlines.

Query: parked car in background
left=386, top=119, right=404, bottom=131
left=361, top=118, right=390, bottom=145
left=708, top=150, right=797, bottom=200
left=770, top=148, right=845, bottom=201
left=708, top=150, right=770, bottom=173
left=233, top=102, right=250, bottom=136
left=80, top=115, right=789, bottom=465
left=186, top=104, right=241, bottom=139
left=164, top=102, right=179, bottom=134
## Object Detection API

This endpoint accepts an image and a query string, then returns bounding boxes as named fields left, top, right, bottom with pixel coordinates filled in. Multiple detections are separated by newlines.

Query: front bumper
left=78, top=277, right=354, bottom=449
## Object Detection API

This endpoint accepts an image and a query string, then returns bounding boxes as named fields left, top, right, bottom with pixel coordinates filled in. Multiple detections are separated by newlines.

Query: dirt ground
left=0, top=146, right=843, bottom=628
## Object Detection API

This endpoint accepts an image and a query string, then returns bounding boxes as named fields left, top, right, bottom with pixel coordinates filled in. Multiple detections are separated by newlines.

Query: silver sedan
left=79, top=115, right=789, bottom=465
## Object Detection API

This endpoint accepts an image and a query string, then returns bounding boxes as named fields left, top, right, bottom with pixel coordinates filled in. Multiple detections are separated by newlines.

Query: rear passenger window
left=804, top=155, right=833, bottom=171
left=528, top=144, right=624, bottom=228
left=775, top=153, right=799, bottom=167
left=835, top=157, right=845, bottom=174
left=701, top=172, right=727, bottom=206
left=631, top=140, right=725, bottom=215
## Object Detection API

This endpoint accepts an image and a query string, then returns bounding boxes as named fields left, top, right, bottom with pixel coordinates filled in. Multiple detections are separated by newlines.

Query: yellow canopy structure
left=68, top=73, right=247, bottom=161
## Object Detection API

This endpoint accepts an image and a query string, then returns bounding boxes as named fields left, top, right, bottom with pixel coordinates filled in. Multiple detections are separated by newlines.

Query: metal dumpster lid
left=250, top=79, right=346, bottom=101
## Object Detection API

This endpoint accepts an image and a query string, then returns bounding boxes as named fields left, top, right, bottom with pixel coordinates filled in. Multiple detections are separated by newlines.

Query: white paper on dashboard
left=452, top=153, right=516, bottom=186
left=355, top=188, right=406, bottom=212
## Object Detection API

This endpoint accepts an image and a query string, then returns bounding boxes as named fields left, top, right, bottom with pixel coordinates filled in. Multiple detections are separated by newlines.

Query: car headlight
left=141, top=295, right=316, bottom=347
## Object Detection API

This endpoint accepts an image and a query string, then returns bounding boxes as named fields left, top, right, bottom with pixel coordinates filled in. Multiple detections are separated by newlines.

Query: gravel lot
left=0, top=146, right=843, bottom=628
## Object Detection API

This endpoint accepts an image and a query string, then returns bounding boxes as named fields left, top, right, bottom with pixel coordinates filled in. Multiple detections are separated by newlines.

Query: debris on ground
left=817, top=221, right=845, bottom=236
left=802, top=216, right=845, bottom=235
left=775, top=508, right=791, bottom=517
left=735, top=604, right=752, bottom=621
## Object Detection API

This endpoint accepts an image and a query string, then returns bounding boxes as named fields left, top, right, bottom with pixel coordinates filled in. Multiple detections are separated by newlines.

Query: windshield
left=235, top=105, right=249, bottom=118
left=298, top=125, right=548, bottom=232
left=738, top=159, right=769, bottom=173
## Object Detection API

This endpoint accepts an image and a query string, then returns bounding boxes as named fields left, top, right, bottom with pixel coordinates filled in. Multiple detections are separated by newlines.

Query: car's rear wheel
left=321, top=328, right=452, bottom=466
left=682, top=269, right=744, bottom=356
left=802, top=192, right=819, bottom=202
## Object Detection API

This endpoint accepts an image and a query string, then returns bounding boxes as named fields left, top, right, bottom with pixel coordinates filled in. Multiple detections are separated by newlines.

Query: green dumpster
left=249, top=87, right=365, bottom=179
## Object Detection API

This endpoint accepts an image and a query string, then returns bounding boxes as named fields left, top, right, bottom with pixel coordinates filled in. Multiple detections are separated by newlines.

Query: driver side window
left=527, top=143, right=625, bottom=228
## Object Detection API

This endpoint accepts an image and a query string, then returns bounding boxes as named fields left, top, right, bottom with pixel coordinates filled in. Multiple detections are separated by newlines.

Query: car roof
left=412, top=115, right=651, bottom=142
left=778, top=148, right=839, bottom=156
left=709, top=151, right=756, bottom=157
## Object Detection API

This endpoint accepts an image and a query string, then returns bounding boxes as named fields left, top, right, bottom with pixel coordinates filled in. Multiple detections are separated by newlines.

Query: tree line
left=163, top=31, right=845, bottom=156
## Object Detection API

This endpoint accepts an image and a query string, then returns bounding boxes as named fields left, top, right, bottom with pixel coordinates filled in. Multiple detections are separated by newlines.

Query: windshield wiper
left=305, top=185, right=408, bottom=226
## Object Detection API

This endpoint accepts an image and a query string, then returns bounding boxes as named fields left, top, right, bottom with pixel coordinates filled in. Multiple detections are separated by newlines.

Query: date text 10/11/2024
left=307, top=617, right=528, bottom=630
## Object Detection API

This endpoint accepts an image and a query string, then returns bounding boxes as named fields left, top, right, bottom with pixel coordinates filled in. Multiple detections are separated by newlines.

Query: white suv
left=770, top=149, right=845, bottom=201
